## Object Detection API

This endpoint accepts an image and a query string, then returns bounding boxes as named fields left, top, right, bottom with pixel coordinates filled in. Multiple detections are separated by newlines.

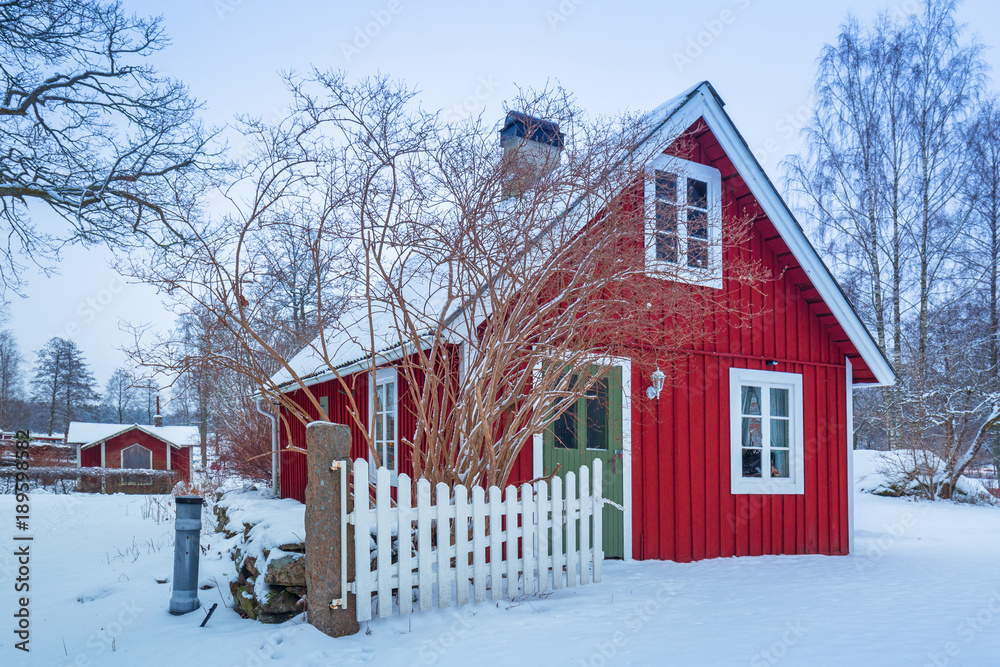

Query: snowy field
left=2, top=457, right=999, bottom=667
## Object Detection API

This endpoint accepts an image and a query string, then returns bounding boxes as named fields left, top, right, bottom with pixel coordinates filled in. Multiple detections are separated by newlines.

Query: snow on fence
left=350, top=459, right=604, bottom=622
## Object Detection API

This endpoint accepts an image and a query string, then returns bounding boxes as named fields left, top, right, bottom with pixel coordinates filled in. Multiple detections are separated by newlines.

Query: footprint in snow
left=76, top=586, right=116, bottom=603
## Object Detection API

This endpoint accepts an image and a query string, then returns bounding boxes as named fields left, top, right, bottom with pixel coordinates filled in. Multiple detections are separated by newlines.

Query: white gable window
left=729, top=368, right=804, bottom=495
left=645, top=155, right=723, bottom=288
left=121, top=443, right=153, bottom=470
left=370, top=367, right=398, bottom=478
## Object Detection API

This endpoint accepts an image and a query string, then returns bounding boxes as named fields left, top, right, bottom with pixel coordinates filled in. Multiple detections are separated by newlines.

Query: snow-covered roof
left=270, top=81, right=896, bottom=390
left=66, top=422, right=200, bottom=448
left=268, top=269, right=452, bottom=388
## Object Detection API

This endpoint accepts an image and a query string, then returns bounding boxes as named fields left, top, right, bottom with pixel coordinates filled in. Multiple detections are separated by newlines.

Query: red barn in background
left=264, top=82, right=896, bottom=563
left=68, top=417, right=196, bottom=484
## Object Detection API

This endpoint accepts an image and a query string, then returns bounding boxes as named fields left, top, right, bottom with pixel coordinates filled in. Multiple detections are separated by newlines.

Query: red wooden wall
left=79, top=428, right=192, bottom=482
left=505, top=120, right=854, bottom=560
left=279, top=363, right=421, bottom=503
left=81, top=446, right=99, bottom=467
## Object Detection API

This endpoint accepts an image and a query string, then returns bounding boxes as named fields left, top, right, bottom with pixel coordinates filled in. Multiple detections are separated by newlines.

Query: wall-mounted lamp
left=646, top=367, right=666, bottom=400
left=765, top=359, right=779, bottom=367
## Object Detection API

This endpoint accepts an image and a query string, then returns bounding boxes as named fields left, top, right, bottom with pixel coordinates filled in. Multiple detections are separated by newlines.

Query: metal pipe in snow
left=255, top=397, right=280, bottom=496
left=168, top=496, right=204, bottom=615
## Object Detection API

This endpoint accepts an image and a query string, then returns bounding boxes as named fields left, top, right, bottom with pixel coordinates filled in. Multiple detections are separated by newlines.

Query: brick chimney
left=154, top=396, right=163, bottom=428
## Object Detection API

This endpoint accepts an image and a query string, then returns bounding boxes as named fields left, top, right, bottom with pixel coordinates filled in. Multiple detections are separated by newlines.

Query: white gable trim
left=641, top=84, right=895, bottom=387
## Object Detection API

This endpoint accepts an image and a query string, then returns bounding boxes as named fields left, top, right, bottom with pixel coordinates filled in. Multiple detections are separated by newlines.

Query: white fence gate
left=348, top=459, right=604, bottom=622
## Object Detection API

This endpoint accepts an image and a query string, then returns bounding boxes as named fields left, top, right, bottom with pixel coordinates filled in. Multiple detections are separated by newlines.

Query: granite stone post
left=304, top=421, right=359, bottom=637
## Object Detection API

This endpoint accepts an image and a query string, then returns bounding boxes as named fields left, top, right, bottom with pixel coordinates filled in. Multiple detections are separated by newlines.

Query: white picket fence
left=350, top=459, right=604, bottom=622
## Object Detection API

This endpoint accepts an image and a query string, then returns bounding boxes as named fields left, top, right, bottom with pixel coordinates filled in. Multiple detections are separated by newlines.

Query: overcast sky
left=11, top=0, right=1000, bottom=392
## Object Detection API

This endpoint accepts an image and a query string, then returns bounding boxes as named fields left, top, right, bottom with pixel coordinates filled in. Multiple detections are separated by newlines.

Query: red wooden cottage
left=265, top=81, right=895, bottom=563
left=68, top=415, right=196, bottom=484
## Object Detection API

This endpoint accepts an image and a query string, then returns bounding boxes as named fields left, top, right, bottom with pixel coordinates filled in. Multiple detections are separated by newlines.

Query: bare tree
left=788, top=0, right=989, bottom=471
left=102, top=367, right=136, bottom=424
left=0, top=0, right=219, bottom=295
left=30, top=337, right=99, bottom=435
left=888, top=303, right=1000, bottom=499
left=906, top=0, right=985, bottom=364
left=126, top=73, right=768, bottom=490
left=0, top=329, right=22, bottom=430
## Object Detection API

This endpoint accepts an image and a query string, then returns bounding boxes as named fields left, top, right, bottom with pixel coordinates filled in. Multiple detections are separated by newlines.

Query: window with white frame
left=371, top=368, right=398, bottom=476
left=729, top=368, right=804, bottom=494
left=645, top=155, right=723, bottom=288
left=121, top=443, right=153, bottom=469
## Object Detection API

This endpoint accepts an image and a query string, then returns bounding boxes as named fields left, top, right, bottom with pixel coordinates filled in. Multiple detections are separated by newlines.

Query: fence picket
left=592, top=459, right=603, bottom=583
left=488, top=487, right=503, bottom=601
left=537, top=480, right=550, bottom=593
left=376, top=467, right=393, bottom=618
left=520, top=482, right=535, bottom=595
left=397, top=474, right=413, bottom=614
left=353, top=459, right=373, bottom=622
left=347, top=461, right=604, bottom=622
left=471, top=486, right=487, bottom=603
left=551, top=475, right=564, bottom=591
left=416, top=478, right=433, bottom=612
left=435, top=482, right=451, bottom=608
left=454, top=485, right=470, bottom=606
left=565, top=470, right=578, bottom=588
left=579, top=465, right=591, bottom=585
left=504, top=485, right=519, bottom=597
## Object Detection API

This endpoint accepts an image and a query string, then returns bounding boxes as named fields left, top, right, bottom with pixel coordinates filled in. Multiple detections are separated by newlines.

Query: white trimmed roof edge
left=66, top=422, right=200, bottom=448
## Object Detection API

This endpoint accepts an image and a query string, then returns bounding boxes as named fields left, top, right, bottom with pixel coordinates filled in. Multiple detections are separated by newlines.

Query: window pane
left=374, top=385, right=383, bottom=415
left=656, top=171, right=677, bottom=202
left=656, top=201, right=677, bottom=233
left=687, top=178, right=708, bottom=208
left=742, top=448, right=762, bottom=478
left=770, top=419, right=788, bottom=449
left=771, top=449, right=789, bottom=478
left=374, top=416, right=383, bottom=442
left=553, top=405, right=577, bottom=449
left=386, top=413, right=395, bottom=444
left=687, top=209, right=708, bottom=238
left=687, top=239, right=708, bottom=269
left=742, top=417, right=762, bottom=448
left=741, top=386, right=761, bottom=416
left=770, top=388, right=789, bottom=417
left=656, top=233, right=678, bottom=263
left=385, top=381, right=395, bottom=410
left=586, top=378, right=608, bottom=450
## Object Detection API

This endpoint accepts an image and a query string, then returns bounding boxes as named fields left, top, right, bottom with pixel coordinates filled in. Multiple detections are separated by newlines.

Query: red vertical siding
left=279, top=373, right=368, bottom=503
left=81, top=446, right=99, bottom=467
left=631, top=122, right=852, bottom=561
left=171, top=446, right=191, bottom=483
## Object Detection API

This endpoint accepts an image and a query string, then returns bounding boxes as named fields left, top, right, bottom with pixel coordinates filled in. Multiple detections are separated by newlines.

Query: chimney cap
left=500, top=111, right=565, bottom=149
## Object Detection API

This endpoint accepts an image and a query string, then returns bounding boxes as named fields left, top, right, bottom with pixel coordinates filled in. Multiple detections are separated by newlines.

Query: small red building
left=68, top=420, right=196, bottom=484
left=267, top=82, right=895, bottom=563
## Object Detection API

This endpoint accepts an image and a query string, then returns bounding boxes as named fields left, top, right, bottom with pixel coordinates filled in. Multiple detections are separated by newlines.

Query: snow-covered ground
left=2, top=455, right=999, bottom=666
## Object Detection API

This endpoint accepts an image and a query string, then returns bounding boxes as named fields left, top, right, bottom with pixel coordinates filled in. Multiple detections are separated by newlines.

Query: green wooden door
left=543, top=366, right=625, bottom=558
